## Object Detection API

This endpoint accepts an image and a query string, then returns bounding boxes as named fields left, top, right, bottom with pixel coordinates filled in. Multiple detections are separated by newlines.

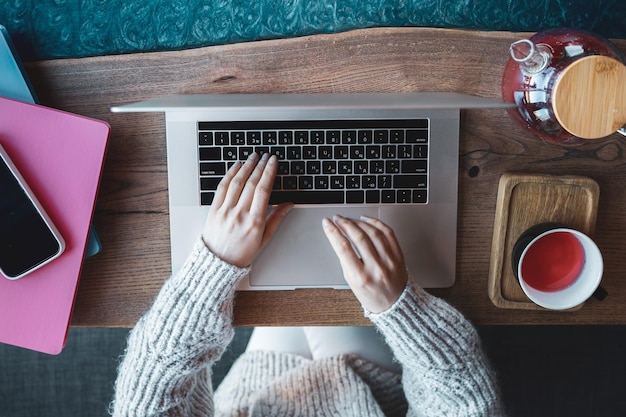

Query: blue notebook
left=1, top=24, right=102, bottom=257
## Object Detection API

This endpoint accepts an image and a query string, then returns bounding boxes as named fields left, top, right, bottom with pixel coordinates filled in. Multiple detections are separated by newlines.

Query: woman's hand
left=202, top=153, right=293, bottom=268
left=322, top=215, right=408, bottom=313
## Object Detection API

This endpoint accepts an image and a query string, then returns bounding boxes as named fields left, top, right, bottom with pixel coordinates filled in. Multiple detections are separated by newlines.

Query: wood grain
left=553, top=56, right=626, bottom=139
left=20, top=27, right=626, bottom=327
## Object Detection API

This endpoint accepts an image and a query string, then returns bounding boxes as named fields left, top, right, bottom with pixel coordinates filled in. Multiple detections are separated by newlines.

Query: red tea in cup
left=514, top=226, right=603, bottom=310
left=520, top=231, right=585, bottom=292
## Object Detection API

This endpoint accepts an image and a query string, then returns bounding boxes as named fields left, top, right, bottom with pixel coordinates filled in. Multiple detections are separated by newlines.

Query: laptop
left=112, top=93, right=509, bottom=290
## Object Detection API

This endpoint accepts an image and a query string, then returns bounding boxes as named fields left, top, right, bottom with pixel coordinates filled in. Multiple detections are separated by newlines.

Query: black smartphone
left=0, top=144, right=65, bottom=279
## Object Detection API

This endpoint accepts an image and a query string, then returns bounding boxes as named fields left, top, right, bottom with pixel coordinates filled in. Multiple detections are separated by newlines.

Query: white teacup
left=513, top=225, right=604, bottom=310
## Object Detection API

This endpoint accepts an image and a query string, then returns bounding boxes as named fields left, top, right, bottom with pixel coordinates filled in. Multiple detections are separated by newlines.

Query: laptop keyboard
left=197, top=119, right=429, bottom=205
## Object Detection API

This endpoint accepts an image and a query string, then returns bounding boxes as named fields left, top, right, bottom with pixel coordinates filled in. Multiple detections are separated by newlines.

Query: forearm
left=368, top=281, right=505, bottom=417
left=111, top=239, right=249, bottom=417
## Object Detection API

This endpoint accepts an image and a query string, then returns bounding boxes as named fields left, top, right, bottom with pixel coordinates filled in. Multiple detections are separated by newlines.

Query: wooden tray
left=488, top=173, right=600, bottom=310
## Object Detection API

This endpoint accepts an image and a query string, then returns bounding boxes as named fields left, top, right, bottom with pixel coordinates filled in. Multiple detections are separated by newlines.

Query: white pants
left=245, top=326, right=401, bottom=373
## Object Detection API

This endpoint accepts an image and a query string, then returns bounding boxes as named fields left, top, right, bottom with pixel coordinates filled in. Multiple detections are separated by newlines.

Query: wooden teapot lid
left=553, top=55, right=626, bottom=139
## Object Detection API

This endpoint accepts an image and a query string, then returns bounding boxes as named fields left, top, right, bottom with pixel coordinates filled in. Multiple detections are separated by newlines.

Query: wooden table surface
left=23, top=27, right=626, bottom=327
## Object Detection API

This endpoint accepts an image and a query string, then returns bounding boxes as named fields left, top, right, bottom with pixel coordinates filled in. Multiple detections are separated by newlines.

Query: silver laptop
left=112, top=93, right=508, bottom=290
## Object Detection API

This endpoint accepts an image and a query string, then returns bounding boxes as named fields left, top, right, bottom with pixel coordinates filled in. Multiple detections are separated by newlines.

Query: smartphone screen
left=0, top=147, right=64, bottom=279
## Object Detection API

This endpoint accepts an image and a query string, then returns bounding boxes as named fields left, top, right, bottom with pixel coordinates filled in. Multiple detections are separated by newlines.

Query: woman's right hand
left=322, top=215, right=409, bottom=314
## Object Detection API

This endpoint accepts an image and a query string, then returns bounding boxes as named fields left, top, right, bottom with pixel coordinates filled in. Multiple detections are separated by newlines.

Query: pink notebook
left=0, top=97, right=109, bottom=354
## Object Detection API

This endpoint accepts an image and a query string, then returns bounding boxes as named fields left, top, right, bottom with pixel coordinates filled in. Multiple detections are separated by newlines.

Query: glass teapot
left=502, top=28, right=626, bottom=145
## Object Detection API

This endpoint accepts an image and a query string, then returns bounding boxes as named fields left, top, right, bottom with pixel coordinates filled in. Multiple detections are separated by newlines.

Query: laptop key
left=247, top=131, right=262, bottom=145
left=319, top=146, right=333, bottom=159
left=413, top=190, right=428, bottom=203
left=199, top=132, right=213, bottom=146
left=215, top=132, right=229, bottom=145
left=366, top=190, right=380, bottom=203
left=315, top=176, right=329, bottom=189
left=299, top=176, right=314, bottom=189
left=306, top=161, right=321, bottom=174
left=199, top=147, right=221, bottom=161
left=350, top=145, right=365, bottom=159
left=398, top=190, right=411, bottom=203
left=273, top=177, right=281, bottom=190
left=263, top=131, right=278, bottom=145
left=354, top=160, right=368, bottom=174
left=406, top=130, right=428, bottom=143
left=330, top=176, right=344, bottom=189
left=303, top=146, right=317, bottom=159
left=398, top=145, right=413, bottom=158
left=382, top=145, right=396, bottom=159
left=393, top=174, right=427, bottom=189
left=382, top=190, right=395, bottom=203
left=311, top=131, right=325, bottom=144
left=390, top=130, right=404, bottom=143
left=342, top=130, right=357, bottom=144
left=378, top=175, right=391, bottom=188
left=239, top=147, right=254, bottom=159
left=358, top=130, right=373, bottom=144
left=295, top=131, right=309, bottom=144
left=200, top=192, right=215, bottom=205
left=334, top=146, right=349, bottom=159
left=374, top=130, right=389, bottom=143
left=338, top=161, right=352, bottom=174
left=270, top=146, right=286, bottom=160
left=291, top=161, right=306, bottom=175
left=200, top=162, right=226, bottom=175
left=277, top=161, right=290, bottom=175
left=346, top=190, right=364, bottom=203
left=269, top=191, right=344, bottom=205
left=200, top=177, right=221, bottom=191
left=370, top=160, right=384, bottom=173
left=287, top=146, right=301, bottom=159
left=385, top=160, right=400, bottom=173
left=279, top=131, right=293, bottom=144
left=401, top=160, right=428, bottom=173
left=223, top=147, right=238, bottom=160
left=326, top=131, right=341, bottom=144
left=255, top=146, right=270, bottom=156
left=231, top=132, right=246, bottom=145
left=363, top=175, right=377, bottom=188
left=346, top=176, right=360, bottom=189
left=366, top=145, right=381, bottom=159
left=323, top=161, right=337, bottom=174
left=283, top=176, right=298, bottom=189
left=413, top=145, right=428, bottom=158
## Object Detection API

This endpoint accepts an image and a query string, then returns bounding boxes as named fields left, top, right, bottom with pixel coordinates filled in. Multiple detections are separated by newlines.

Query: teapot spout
left=510, top=39, right=552, bottom=75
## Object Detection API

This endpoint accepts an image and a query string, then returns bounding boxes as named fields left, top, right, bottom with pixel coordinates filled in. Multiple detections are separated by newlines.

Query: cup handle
left=593, top=285, right=608, bottom=301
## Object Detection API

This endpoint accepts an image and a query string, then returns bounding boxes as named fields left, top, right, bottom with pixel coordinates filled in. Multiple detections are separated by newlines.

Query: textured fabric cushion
left=1, top=0, right=625, bottom=60
left=0, top=327, right=252, bottom=417
left=0, top=328, right=129, bottom=417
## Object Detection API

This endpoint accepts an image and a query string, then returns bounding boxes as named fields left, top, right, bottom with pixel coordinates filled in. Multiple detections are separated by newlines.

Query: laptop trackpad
left=249, top=206, right=380, bottom=288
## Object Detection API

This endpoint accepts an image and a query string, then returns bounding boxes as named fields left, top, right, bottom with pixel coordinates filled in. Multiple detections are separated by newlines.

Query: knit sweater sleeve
left=110, top=239, right=249, bottom=417
left=367, top=280, right=505, bottom=417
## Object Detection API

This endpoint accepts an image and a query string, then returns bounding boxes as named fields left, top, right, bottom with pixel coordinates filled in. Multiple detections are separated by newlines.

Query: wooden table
left=23, top=27, right=626, bottom=327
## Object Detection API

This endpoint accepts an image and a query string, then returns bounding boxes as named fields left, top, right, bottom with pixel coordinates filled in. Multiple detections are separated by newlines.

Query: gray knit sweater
left=111, top=240, right=505, bottom=416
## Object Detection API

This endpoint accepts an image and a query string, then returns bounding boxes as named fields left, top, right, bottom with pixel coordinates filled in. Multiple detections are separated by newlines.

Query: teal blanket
left=1, top=0, right=625, bottom=60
